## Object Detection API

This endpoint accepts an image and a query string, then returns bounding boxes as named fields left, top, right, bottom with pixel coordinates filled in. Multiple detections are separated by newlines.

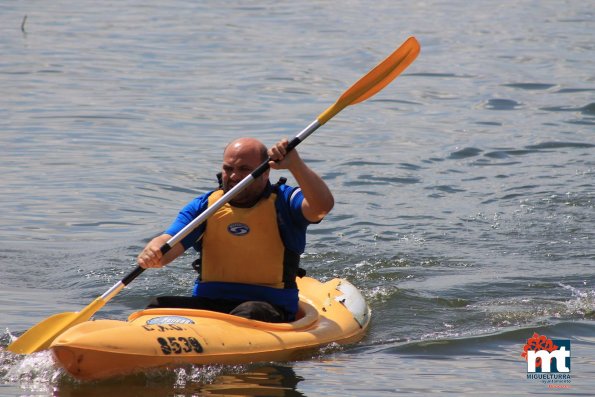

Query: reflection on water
left=59, top=365, right=305, bottom=397
left=0, top=351, right=305, bottom=397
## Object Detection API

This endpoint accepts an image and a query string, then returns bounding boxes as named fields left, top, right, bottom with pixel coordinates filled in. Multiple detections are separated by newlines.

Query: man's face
left=221, top=141, right=269, bottom=206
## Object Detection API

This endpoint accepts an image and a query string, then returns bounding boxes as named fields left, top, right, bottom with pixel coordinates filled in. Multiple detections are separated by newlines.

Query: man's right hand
left=137, top=234, right=172, bottom=269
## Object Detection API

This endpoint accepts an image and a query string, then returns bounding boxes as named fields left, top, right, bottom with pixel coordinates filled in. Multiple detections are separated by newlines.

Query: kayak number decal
left=157, top=336, right=203, bottom=355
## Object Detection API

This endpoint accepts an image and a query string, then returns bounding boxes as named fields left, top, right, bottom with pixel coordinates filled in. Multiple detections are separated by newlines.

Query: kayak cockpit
left=127, top=299, right=320, bottom=332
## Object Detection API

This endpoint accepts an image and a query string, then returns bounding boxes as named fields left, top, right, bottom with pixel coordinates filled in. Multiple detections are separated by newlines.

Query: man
left=137, top=137, right=333, bottom=322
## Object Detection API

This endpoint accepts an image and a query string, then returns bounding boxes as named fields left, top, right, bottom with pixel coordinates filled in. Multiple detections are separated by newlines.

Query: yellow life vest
left=200, top=189, right=286, bottom=288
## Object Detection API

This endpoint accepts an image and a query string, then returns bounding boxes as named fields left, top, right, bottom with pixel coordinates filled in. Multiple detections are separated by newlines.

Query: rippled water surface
left=1, top=1, right=594, bottom=396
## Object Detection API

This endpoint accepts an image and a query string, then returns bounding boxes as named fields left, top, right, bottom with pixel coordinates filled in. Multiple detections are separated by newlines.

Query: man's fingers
left=269, top=140, right=289, bottom=161
left=138, top=246, right=163, bottom=268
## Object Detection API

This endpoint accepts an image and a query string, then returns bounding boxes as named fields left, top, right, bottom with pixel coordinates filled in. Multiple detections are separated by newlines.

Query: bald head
left=224, top=138, right=268, bottom=163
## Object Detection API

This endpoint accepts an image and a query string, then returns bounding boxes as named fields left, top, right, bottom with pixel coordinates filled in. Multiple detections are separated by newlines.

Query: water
left=1, top=0, right=594, bottom=395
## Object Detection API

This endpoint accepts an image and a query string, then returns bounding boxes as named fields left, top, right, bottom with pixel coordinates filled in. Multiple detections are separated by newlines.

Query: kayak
left=50, top=277, right=371, bottom=380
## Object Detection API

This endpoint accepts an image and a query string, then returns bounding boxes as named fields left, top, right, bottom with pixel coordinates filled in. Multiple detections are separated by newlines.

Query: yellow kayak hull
left=50, top=277, right=371, bottom=380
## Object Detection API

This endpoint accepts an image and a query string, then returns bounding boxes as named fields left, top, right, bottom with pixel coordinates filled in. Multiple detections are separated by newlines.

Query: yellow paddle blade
left=317, top=36, right=420, bottom=125
left=7, top=297, right=106, bottom=354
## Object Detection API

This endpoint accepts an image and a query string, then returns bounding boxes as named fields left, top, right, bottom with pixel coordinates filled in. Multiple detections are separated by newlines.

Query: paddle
left=8, top=36, right=420, bottom=355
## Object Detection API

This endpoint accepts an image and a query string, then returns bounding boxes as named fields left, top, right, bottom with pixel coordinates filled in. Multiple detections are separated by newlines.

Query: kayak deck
left=50, top=277, right=370, bottom=380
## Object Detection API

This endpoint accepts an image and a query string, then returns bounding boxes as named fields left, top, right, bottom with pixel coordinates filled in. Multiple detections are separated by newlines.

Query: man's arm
left=138, top=194, right=209, bottom=269
left=268, top=139, right=334, bottom=223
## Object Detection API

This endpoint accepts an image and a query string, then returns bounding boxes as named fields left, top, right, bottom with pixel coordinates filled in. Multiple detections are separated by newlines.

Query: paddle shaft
left=9, top=37, right=420, bottom=355
left=72, top=36, right=423, bottom=301
left=107, top=36, right=422, bottom=299
left=112, top=120, right=321, bottom=296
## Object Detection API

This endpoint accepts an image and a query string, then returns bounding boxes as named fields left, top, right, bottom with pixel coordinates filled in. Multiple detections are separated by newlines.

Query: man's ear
left=216, top=172, right=223, bottom=189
